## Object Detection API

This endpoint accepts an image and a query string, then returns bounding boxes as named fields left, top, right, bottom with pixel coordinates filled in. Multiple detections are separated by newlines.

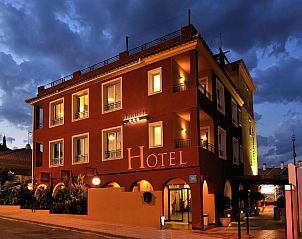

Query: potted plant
left=218, top=195, right=232, bottom=227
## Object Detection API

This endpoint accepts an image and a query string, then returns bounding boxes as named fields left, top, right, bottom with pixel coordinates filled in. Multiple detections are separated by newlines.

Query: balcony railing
left=75, top=111, right=88, bottom=119
left=104, top=101, right=121, bottom=111
left=200, top=140, right=215, bottom=152
left=74, top=154, right=88, bottom=163
left=198, top=84, right=212, bottom=100
left=105, top=149, right=121, bottom=159
left=51, top=117, right=63, bottom=126
left=51, top=157, right=63, bottom=166
left=173, top=81, right=191, bottom=92
left=175, top=139, right=191, bottom=148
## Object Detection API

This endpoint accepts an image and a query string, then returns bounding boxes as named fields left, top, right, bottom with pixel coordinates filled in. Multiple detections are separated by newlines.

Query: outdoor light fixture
left=179, top=76, right=185, bottom=84
left=160, top=216, right=165, bottom=229
left=92, top=176, right=101, bottom=186
left=181, top=127, right=186, bottom=133
left=227, top=214, right=231, bottom=218
left=123, top=115, right=149, bottom=125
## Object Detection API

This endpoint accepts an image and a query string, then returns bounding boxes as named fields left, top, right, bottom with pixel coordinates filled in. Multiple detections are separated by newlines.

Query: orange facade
left=26, top=24, right=255, bottom=229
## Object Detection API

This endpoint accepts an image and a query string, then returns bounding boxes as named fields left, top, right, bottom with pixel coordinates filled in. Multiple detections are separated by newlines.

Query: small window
left=240, top=145, right=243, bottom=163
left=49, top=98, right=64, bottom=127
left=72, top=89, right=89, bottom=121
left=72, top=133, right=89, bottom=164
left=35, top=106, right=43, bottom=129
left=36, top=143, right=43, bottom=167
left=149, top=121, right=163, bottom=148
left=231, top=98, right=238, bottom=126
left=102, top=78, right=122, bottom=113
left=102, top=126, right=123, bottom=160
left=238, top=108, right=242, bottom=127
left=216, top=79, right=225, bottom=114
left=218, top=126, right=226, bottom=159
left=148, top=67, right=162, bottom=95
left=233, top=138, right=239, bottom=165
left=49, top=139, right=64, bottom=167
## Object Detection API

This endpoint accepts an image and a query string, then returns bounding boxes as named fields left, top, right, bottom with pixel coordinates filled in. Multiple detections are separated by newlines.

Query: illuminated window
left=102, top=78, right=122, bottom=113
left=231, top=98, right=238, bottom=126
left=218, top=126, right=226, bottom=159
left=233, top=137, right=239, bottom=165
left=49, top=139, right=63, bottom=167
left=49, top=98, right=64, bottom=127
left=102, top=126, right=123, bottom=160
left=149, top=121, right=163, bottom=148
left=72, top=89, right=89, bottom=120
left=72, top=133, right=89, bottom=164
left=216, top=79, right=225, bottom=114
left=148, top=67, right=162, bottom=95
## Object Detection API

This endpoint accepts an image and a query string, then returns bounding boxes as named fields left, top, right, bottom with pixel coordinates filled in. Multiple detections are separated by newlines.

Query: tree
left=0, top=168, right=15, bottom=190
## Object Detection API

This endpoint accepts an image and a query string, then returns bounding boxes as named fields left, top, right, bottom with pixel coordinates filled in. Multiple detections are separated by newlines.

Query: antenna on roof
left=188, top=9, right=191, bottom=25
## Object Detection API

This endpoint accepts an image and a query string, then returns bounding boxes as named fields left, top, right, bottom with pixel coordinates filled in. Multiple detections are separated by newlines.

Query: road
left=0, top=218, right=126, bottom=239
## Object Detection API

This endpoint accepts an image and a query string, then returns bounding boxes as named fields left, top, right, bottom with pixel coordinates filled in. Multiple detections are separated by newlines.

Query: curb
left=0, top=215, right=139, bottom=239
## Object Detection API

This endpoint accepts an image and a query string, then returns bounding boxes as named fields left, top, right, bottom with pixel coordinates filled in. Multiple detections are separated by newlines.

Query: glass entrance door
left=168, top=185, right=192, bottom=223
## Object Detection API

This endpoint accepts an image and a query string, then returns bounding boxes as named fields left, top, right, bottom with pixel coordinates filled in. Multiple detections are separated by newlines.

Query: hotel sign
left=127, top=146, right=187, bottom=170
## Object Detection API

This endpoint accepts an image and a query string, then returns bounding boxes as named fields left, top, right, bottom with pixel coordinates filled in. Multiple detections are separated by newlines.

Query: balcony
left=173, top=81, right=191, bottom=92
left=74, top=154, right=88, bottom=163
left=175, top=139, right=191, bottom=148
left=198, top=84, right=212, bottom=101
left=75, top=111, right=88, bottom=120
left=104, top=101, right=121, bottom=111
left=105, top=149, right=121, bottom=159
left=200, top=140, right=215, bottom=152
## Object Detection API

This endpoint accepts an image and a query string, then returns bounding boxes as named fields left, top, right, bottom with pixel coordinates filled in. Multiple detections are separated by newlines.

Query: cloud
left=254, top=112, right=262, bottom=122
left=5, top=136, right=15, bottom=144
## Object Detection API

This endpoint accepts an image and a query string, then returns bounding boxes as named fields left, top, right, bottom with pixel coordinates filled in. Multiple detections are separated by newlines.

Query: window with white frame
left=102, top=126, right=122, bottom=160
left=72, top=134, right=89, bottom=164
left=240, top=145, right=243, bottom=163
left=249, top=119, right=253, bottom=136
left=231, top=98, right=238, bottom=126
left=148, top=67, right=162, bottom=95
left=233, top=137, right=239, bottom=165
left=49, top=139, right=63, bottom=167
left=50, top=98, right=64, bottom=127
left=102, top=78, right=122, bottom=113
left=238, top=108, right=242, bottom=127
left=149, top=121, right=163, bottom=148
left=218, top=126, right=226, bottom=159
left=72, top=90, right=89, bottom=120
left=216, top=79, right=225, bottom=114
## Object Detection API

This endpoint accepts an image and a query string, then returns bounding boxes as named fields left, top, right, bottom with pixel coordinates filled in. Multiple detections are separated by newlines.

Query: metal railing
left=173, top=81, right=191, bottom=92
left=51, top=117, right=63, bottom=126
left=51, top=157, right=63, bottom=166
left=44, top=74, right=73, bottom=89
left=74, top=111, right=88, bottom=119
left=74, top=154, right=88, bottom=163
left=175, top=139, right=191, bottom=148
left=198, top=84, right=212, bottom=100
left=105, top=149, right=121, bottom=159
left=200, top=140, right=215, bottom=152
left=80, top=55, right=120, bottom=75
left=128, top=29, right=182, bottom=56
left=104, top=101, right=121, bottom=111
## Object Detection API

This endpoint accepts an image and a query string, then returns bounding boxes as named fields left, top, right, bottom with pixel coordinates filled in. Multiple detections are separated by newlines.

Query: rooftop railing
left=41, top=28, right=183, bottom=90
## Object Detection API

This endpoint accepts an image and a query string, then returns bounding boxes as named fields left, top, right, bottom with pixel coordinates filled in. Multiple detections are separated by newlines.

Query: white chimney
left=280, top=161, right=284, bottom=170
left=298, top=161, right=302, bottom=167
left=263, top=163, right=267, bottom=171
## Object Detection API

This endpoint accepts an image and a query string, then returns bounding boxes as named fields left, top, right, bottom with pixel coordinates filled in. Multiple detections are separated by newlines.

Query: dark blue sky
left=0, top=0, right=301, bottom=166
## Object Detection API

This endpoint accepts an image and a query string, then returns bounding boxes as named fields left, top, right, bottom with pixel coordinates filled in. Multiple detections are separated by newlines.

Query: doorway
left=168, top=185, right=192, bottom=223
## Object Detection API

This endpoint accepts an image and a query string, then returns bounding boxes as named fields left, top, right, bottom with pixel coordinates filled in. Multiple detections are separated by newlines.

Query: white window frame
left=238, top=108, right=242, bottom=127
left=148, top=67, right=162, bottom=96
left=240, top=145, right=243, bottom=163
left=149, top=121, right=163, bottom=148
left=232, top=137, right=239, bottom=165
left=49, top=138, right=64, bottom=168
left=218, top=126, right=226, bottom=159
left=102, top=77, right=122, bottom=114
left=216, top=79, right=225, bottom=115
left=102, top=126, right=123, bottom=161
left=231, top=98, right=238, bottom=127
left=49, top=97, right=64, bottom=128
left=72, top=133, right=89, bottom=165
left=72, top=89, right=89, bottom=122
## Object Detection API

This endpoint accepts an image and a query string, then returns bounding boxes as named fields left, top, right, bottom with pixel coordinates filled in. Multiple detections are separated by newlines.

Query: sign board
left=189, top=175, right=198, bottom=183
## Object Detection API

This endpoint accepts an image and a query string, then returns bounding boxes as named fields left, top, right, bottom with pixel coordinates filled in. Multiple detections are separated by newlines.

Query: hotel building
left=26, top=24, right=257, bottom=229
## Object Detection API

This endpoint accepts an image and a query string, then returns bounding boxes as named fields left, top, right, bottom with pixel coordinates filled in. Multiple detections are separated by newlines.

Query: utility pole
left=293, top=133, right=297, bottom=165
left=188, top=9, right=191, bottom=25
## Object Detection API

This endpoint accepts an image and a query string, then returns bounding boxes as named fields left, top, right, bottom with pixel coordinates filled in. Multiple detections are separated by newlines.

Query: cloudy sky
left=0, top=0, right=301, bottom=166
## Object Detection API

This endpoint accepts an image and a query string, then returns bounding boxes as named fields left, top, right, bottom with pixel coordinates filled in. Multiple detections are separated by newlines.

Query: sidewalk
left=0, top=206, right=246, bottom=239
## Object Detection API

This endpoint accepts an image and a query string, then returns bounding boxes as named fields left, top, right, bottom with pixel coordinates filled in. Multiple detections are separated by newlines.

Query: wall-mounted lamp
left=92, top=175, right=101, bottom=186
left=181, top=127, right=186, bottom=133
left=179, top=76, right=185, bottom=84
